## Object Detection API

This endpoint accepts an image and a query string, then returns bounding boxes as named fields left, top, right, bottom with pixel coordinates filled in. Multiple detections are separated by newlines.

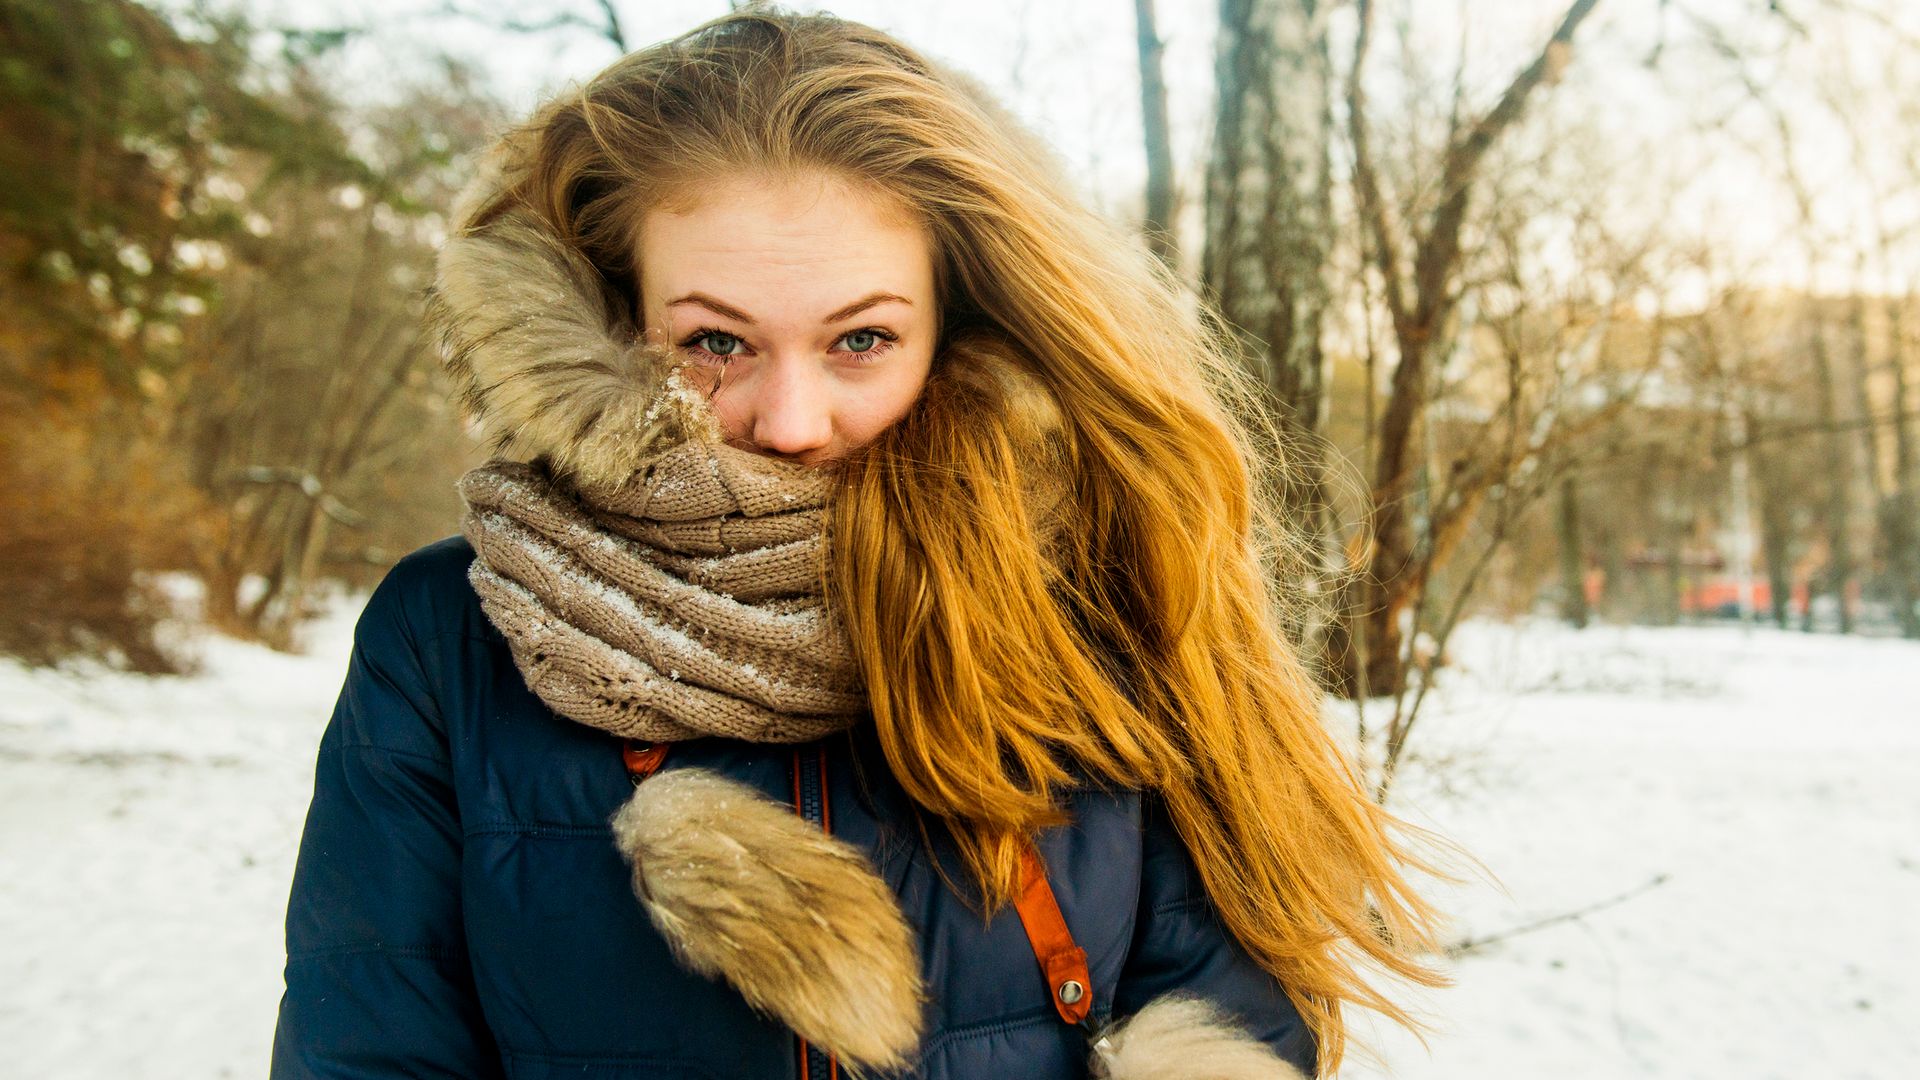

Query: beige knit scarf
left=456, top=436, right=867, bottom=745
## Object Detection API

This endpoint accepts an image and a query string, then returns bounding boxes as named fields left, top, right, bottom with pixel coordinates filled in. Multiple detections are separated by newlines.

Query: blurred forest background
left=3, top=0, right=1916, bottom=758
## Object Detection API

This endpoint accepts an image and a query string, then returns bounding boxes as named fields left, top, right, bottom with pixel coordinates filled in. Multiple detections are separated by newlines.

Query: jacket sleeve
left=269, top=562, right=504, bottom=1079
left=1103, top=792, right=1318, bottom=1077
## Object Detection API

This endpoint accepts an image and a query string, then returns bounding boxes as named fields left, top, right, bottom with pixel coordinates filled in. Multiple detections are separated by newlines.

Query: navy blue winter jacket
left=269, top=535, right=1316, bottom=1078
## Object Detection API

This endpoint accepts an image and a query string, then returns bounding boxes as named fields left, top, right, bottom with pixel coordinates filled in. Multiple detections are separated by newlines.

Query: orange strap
left=623, top=740, right=669, bottom=781
left=1012, top=842, right=1094, bottom=1025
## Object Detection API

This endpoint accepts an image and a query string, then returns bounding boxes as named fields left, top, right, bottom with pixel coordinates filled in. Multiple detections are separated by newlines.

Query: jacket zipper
left=626, top=739, right=839, bottom=1077
left=791, top=743, right=837, bottom=1080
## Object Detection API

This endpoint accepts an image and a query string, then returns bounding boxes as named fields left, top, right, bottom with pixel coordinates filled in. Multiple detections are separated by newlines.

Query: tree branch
left=592, top=0, right=628, bottom=52
left=1449, top=873, right=1672, bottom=958
left=1346, top=0, right=1411, bottom=331
left=1419, top=0, right=1603, bottom=331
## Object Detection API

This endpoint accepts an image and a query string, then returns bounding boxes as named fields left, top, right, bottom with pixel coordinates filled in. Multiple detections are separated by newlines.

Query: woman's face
left=636, top=170, right=938, bottom=467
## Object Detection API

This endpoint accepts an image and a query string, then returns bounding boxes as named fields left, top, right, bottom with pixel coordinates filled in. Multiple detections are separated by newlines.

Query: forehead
left=636, top=171, right=933, bottom=315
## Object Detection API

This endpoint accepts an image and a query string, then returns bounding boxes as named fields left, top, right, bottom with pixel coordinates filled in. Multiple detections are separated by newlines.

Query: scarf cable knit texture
left=457, top=430, right=868, bottom=746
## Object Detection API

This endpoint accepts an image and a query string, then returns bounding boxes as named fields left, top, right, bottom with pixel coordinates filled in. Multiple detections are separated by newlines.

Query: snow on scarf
left=455, top=436, right=867, bottom=745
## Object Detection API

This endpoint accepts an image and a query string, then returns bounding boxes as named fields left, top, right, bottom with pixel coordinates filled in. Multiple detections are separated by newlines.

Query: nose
left=743, top=356, right=834, bottom=461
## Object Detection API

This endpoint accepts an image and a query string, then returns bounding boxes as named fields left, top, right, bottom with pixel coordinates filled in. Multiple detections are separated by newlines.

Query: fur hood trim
left=1090, top=995, right=1310, bottom=1080
left=424, top=126, right=718, bottom=494
left=610, top=768, right=925, bottom=1076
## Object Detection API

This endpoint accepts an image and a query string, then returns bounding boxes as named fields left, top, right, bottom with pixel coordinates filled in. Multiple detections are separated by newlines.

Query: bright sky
left=200, top=0, right=1920, bottom=300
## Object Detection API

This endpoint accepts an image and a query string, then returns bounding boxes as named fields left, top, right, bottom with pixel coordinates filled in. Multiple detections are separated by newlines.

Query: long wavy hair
left=468, top=7, right=1455, bottom=1071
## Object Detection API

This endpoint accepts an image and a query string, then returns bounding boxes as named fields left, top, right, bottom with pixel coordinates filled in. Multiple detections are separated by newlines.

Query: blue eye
left=836, top=327, right=899, bottom=360
left=694, top=331, right=742, bottom=356
left=677, top=328, right=744, bottom=365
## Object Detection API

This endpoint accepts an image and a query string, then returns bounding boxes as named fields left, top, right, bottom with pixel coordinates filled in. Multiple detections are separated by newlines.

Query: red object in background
left=1681, top=579, right=1766, bottom=614
left=1677, top=578, right=1816, bottom=616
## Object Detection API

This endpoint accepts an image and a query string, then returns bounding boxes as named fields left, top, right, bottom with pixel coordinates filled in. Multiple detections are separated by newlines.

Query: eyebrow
left=665, top=291, right=912, bottom=326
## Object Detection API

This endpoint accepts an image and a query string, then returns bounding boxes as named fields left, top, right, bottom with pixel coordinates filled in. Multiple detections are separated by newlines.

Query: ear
left=610, top=768, right=926, bottom=1076
left=1089, top=995, right=1311, bottom=1080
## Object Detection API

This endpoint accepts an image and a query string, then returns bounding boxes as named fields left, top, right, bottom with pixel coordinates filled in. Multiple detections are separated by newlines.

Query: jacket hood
left=424, top=125, right=721, bottom=495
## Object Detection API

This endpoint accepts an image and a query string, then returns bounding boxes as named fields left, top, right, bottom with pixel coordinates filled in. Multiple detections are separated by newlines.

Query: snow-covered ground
left=1343, top=620, right=1920, bottom=1079
left=2, top=595, right=1915, bottom=1078
left=0, top=582, right=364, bottom=1080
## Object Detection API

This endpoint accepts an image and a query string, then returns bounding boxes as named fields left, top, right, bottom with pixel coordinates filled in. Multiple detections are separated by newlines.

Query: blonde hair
left=465, top=8, right=1453, bottom=1071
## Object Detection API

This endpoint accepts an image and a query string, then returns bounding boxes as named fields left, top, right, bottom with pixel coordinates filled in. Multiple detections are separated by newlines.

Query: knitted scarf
left=456, top=436, right=867, bottom=745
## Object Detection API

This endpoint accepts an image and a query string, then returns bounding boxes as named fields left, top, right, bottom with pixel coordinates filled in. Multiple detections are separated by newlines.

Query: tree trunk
left=1203, top=0, right=1336, bottom=646
left=1883, top=292, right=1920, bottom=638
left=1133, top=0, right=1179, bottom=270
left=1808, top=308, right=1855, bottom=633
left=1746, top=417, right=1795, bottom=629
left=1557, top=474, right=1589, bottom=628
left=1656, top=449, right=1683, bottom=626
left=1204, top=0, right=1334, bottom=419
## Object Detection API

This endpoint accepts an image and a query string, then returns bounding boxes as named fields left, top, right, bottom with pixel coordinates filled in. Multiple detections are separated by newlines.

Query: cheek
left=700, top=381, right=754, bottom=438
left=838, top=357, right=932, bottom=444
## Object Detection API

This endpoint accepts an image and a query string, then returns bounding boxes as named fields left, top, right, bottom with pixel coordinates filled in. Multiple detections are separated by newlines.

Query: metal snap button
left=1057, top=979, right=1085, bottom=1005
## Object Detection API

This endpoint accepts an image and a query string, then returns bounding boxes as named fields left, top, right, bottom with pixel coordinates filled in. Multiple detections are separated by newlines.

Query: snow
left=1340, top=619, right=1920, bottom=1079
left=2, top=601, right=1914, bottom=1078
left=0, top=586, right=363, bottom=1079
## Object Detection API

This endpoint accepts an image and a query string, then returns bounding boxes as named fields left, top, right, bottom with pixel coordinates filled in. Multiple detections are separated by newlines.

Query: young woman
left=270, top=9, right=1451, bottom=1079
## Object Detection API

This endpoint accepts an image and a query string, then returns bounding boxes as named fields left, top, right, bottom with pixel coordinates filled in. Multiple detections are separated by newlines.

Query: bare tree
left=1366, top=165, right=1665, bottom=799
left=168, top=71, right=502, bottom=646
left=1828, top=44, right=1920, bottom=637
left=176, top=196, right=441, bottom=644
left=1327, top=0, right=1604, bottom=697
left=1555, top=474, right=1590, bottom=627
left=1697, top=11, right=1892, bottom=633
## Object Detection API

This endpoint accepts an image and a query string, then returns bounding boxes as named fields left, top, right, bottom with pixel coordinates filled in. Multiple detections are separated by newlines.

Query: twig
left=1447, top=872, right=1671, bottom=958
